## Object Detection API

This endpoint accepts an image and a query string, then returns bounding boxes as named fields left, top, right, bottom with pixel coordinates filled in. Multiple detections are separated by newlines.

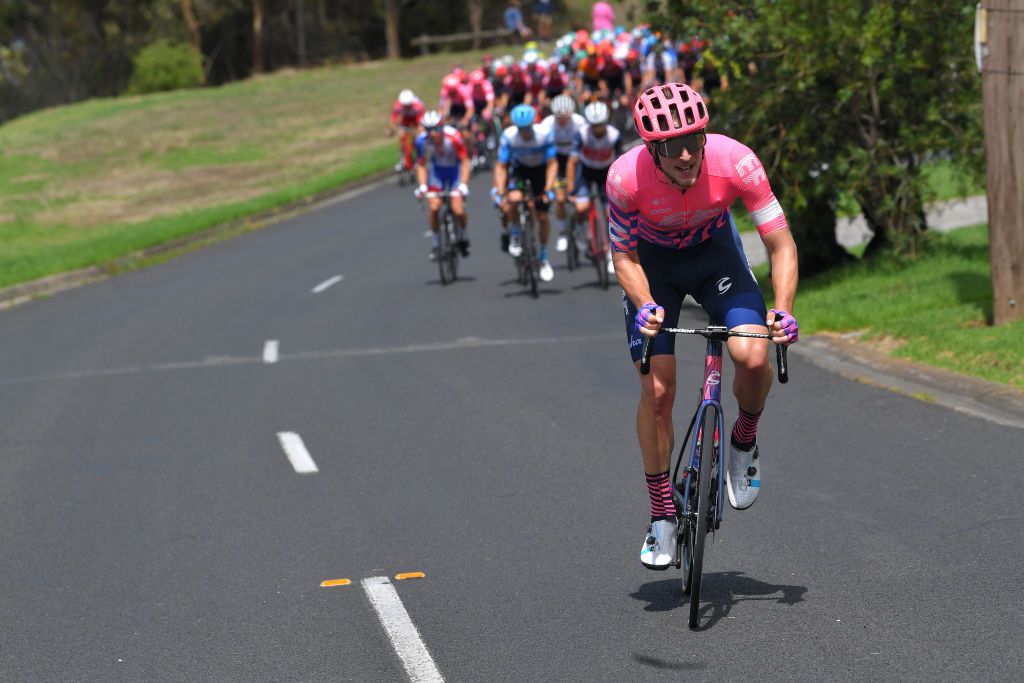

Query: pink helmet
left=469, top=69, right=486, bottom=85
left=443, top=75, right=461, bottom=92
left=633, top=83, right=708, bottom=142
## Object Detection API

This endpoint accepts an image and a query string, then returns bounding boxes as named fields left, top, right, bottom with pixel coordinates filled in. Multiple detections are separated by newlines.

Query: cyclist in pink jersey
left=607, top=83, right=799, bottom=570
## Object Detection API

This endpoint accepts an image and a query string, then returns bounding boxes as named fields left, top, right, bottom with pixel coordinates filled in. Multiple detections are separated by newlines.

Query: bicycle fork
left=676, top=340, right=727, bottom=528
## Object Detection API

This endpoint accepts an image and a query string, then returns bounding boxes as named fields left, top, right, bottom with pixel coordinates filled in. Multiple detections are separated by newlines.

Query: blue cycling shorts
left=429, top=165, right=460, bottom=190
left=623, top=213, right=767, bottom=363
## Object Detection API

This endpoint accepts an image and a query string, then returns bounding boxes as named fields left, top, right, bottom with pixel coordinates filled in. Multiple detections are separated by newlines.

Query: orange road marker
left=394, top=572, right=426, bottom=581
left=320, top=579, right=352, bottom=587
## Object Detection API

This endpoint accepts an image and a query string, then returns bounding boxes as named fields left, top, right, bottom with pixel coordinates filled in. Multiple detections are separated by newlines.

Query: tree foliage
left=126, top=38, right=204, bottom=94
left=648, top=0, right=984, bottom=270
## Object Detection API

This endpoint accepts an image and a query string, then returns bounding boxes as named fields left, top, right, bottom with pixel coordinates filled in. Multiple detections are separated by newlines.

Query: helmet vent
left=656, top=114, right=669, bottom=132
left=697, top=102, right=706, bottom=119
left=650, top=96, right=661, bottom=109
left=684, top=106, right=695, bottom=126
left=661, top=85, right=673, bottom=100
left=668, top=103, right=682, bottom=129
left=641, top=115, right=653, bottom=132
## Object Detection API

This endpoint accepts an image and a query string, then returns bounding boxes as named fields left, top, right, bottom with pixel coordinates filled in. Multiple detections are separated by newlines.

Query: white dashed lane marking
left=263, top=340, right=279, bottom=364
left=362, top=576, right=444, bottom=682
left=276, top=431, right=318, bottom=473
left=311, top=275, right=344, bottom=293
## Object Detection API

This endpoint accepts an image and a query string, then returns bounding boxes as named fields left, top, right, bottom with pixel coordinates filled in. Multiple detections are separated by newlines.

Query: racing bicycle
left=640, top=321, right=788, bottom=629
left=422, top=191, right=460, bottom=285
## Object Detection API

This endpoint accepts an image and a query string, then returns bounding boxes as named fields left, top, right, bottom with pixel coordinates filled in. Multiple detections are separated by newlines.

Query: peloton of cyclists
left=414, top=110, right=472, bottom=262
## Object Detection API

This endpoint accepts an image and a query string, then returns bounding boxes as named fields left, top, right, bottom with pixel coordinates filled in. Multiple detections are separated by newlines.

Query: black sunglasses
left=654, top=131, right=707, bottom=158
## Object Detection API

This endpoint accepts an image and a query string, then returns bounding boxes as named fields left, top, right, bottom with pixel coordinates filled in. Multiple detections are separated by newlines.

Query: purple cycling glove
left=635, top=302, right=664, bottom=333
left=769, top=309, right=799, bottom=344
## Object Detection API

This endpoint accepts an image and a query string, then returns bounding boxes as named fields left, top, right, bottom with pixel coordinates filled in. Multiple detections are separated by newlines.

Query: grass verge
left=0, top=46, right=510, bottom=289
left=757, top=224, right=1024, bottom=391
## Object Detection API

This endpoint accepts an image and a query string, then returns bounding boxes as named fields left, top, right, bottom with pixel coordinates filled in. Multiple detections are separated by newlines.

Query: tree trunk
left=179, top=0, right=202, bottom=55
left=468, top=0, right=484, bottom=49
left=296, top=0, right=306, bottom=66
left=252, top=0, right=265, bottom=74
left=385, top=0, right=400, bottom=60
left=316, top=0, right=327, bottom=27
left=787, top=190, right=852, bottom=277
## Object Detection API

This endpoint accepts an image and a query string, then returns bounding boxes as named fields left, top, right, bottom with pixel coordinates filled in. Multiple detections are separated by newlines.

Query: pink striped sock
left=731, top=407, right=762, bottom=451
left=645, top=471, right=677, bottom=520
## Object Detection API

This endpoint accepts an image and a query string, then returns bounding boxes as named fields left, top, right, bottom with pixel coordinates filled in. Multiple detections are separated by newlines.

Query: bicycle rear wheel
left=688, top=405, right=718, bottom=629
left=522, top=214, right=539, bottom=299
left=566, top=215, right=579, bottom=271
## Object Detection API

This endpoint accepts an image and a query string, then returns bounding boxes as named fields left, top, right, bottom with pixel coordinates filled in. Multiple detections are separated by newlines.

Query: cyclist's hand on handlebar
left=489, top=186, right=502, bottom=207
left=457, top=182, right=469, bottom=198
left=635, top=301, right=664, bottom=338
left=414, top=184, right=427, bottom=200
left=768, top=309, right=799, bottom=345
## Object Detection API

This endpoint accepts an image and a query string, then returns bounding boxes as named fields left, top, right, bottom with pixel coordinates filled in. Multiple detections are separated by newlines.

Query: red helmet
left=443, top=75, right=461, bottom=92
left=451, top=66, right=467, bottom=82
left=633, top=83, right=709, bottom=142
left=469, top=69, right=486, bottom=86
left=494, top=63, right=508, bottom=78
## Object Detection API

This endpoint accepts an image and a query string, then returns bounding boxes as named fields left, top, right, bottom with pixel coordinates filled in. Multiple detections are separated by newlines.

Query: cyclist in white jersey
left=540, top=94, right=586, bottom=252
left=566, top=101, right=623, bottom=275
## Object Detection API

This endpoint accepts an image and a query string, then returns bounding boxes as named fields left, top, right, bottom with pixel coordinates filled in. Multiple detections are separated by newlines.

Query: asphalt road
left=1, top=170, right=1021, bottom=682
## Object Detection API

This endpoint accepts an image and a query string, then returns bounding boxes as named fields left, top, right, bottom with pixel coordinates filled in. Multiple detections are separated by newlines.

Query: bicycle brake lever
left=640, top=335, right=654, bottom=375
left=770, top=312, right=789, bottom=384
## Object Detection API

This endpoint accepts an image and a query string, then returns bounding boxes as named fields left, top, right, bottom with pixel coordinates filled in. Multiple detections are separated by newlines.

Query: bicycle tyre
left=438, top=207, right=452, bottom=285
left=522, top=213, right=539, bottom=299
left=566, top=215, right=579, bottom=271
left=590, top=203, right=610, bottom=290
left=447, top=211, right=459, bottom=282
left=688, top=406, right=717, bottom=629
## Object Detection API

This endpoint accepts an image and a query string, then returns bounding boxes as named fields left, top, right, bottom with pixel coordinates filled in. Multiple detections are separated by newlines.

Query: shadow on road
left=630, top=571, right=807, bottom=630
left=502, top=288, right=563, bottom=298
left=425, top=276, right=477, bottom=286
left=630, top=652, right=706, bottom=672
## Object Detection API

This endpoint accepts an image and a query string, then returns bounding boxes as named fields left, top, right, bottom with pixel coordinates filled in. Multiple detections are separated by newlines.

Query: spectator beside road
left=592, top=1, right=615, bottom=32
left=504, top=0, right=533, bottom=42
left=533, top=0, right=555, bottom=41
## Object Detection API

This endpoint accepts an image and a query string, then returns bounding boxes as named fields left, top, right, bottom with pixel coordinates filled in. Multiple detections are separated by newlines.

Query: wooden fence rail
left=411, top=28, right=514, bottom=55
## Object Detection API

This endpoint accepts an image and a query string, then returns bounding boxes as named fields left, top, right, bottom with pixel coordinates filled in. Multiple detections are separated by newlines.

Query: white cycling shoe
left=539, top=260, right=554, bottom=282
left=555, top=235, right=568, bottom=252
left=508, top=234, right=523, bottom=258
left=640, top=519, right=678, bottom=569
left=606, top=255, right=615, bottom=276
left=726, top=442, right=761, bottom=510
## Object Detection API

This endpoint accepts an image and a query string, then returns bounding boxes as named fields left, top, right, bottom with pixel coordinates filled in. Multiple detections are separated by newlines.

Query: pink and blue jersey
left=606, top=134, right=788, bottom=254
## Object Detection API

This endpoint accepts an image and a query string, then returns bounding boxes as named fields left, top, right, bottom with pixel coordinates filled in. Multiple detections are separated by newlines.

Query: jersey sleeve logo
left=735, top=153, right=767, bottom=187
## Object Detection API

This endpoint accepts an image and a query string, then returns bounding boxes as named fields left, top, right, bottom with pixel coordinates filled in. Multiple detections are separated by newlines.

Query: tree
left=252, top=0, right=265, bottom=73
left=384, top=0, right=398, bottom=60
left=650, top=0, right=984, bottom=273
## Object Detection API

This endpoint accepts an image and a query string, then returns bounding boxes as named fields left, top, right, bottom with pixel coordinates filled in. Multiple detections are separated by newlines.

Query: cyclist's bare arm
left=544, top=156, right=558, bottom=194
left=613, top=250, right=661, bottom=335
left=459, top=156, right=471, bottom=186
left=493, top=161, right=508, bottom=194
left=761, top=227, right=798, bottom=315
left=565, top=155, right=578, bottom=194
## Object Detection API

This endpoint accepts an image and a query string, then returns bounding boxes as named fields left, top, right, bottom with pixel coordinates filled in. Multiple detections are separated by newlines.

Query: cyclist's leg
left=554, top=153, right=569, bottom=221
left=625, top=242, right=686, bottom=477
left=692, top=216, right=772, bottom=417
left=573, top=162, right=590, bottom=224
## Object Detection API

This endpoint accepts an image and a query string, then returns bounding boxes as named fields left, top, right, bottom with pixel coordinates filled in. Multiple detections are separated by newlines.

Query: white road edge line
left=362, top=576, right=444, bottom=682
left=276, top=431, right=318, bottom=473
left=263, top=340, right=279, bottom=364
left=311, top=275, right=344, bottom=294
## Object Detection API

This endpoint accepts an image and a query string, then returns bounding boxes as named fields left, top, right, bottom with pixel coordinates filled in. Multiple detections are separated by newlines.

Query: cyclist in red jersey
left=387, top=89, right=425, bottom=172
left=607, top=84, right=799, bottom=570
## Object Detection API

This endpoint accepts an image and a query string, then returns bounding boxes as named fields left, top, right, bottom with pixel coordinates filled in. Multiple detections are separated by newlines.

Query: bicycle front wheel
left=438, top=209, right=454, bottom=285
left=688, top=405, right=718, bottom=629
left=523, top=214, right=539, bottom=299
left=590, top=204, right=609, bottom=290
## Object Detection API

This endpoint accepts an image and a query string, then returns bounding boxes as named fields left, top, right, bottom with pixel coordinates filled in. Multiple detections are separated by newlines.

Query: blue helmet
left=510, top=104, right=536, bottom=128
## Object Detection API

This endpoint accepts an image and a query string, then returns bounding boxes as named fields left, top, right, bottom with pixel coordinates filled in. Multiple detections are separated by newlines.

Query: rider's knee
left=641, top=372, right=676, bottom=417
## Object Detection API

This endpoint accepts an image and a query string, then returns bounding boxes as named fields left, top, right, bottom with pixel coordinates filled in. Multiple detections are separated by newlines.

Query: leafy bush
left=127, top=40, right=204, bottom=95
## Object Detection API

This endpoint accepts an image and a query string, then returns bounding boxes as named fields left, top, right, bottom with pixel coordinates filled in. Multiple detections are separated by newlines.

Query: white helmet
left=398, top=89, right=415, bottom=106
left=551, top=94, right=576, bottom=117
left=421, top=110, right=443, bottom=130
left=583, top=101, right=609, bottom=125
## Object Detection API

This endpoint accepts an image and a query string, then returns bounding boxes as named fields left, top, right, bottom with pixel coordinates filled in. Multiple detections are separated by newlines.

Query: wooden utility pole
left=980, top=2, right=1024, bottom=324
left=385, top=0, right=400, bottom=60
left=296, top=0, right=306, bottom=66
left=468, top=0, right=484, bottom=49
